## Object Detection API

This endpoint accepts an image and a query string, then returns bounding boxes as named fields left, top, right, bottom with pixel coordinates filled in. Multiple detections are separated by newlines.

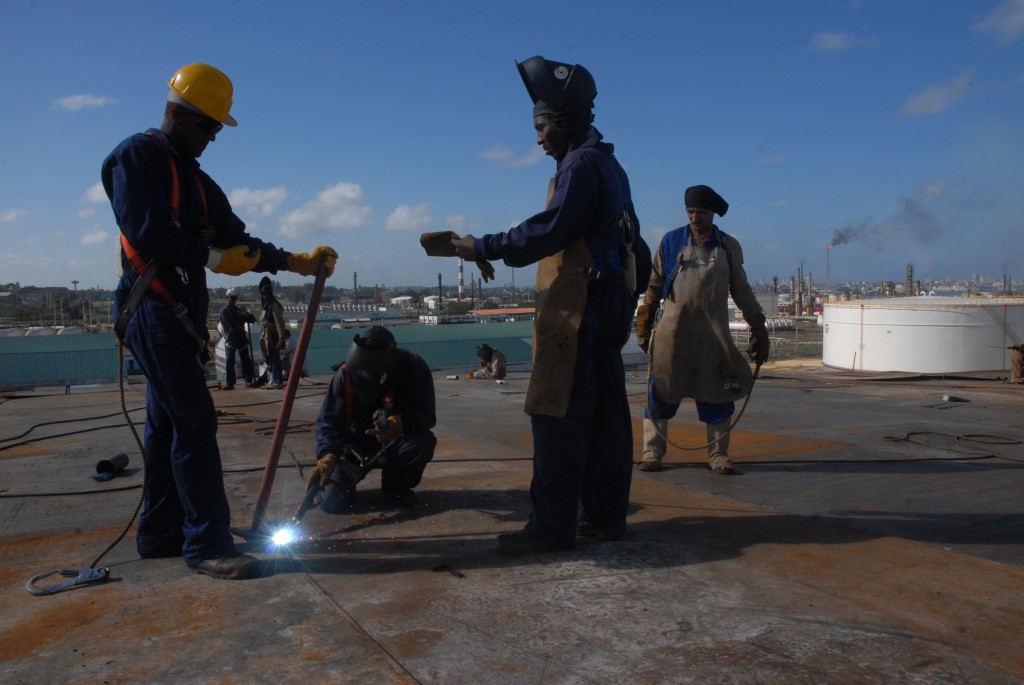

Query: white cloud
left=808, top=32, right=879, bottom=52
left=82, top=183, right=107, bottom=204
left=900, top=71, right=974, bottom=116
left=385, top=203, right=432, bottom=232
left=2, top=210, right=28, bottom=222
left=919, top=181, right=948, bottom=206
left=758, top=155, right=786, bottom=165
left=769, top=199, right=788, bottom=208
left=480, top=143, right=545, bottom=168
left=974, top=0, right=1024, bottom=45
left=53, top=94, right=117, bottom=111
left=230, top=186, right=288, bottom=217
left=78, top=207, right=96, bottom=218
left=444, top=214, right=467, bottom=232
left=278, top=182, right=372, bottom=238
left=0, top=252, right=53, bottom=268
left=81, top=230, right=109, bottom=246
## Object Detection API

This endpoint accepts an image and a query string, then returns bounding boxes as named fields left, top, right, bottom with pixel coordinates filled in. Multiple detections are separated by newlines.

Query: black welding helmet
left=516, top=55, right=596, bottom=113
left=343, top=326, right=396, bottom=400
left=475, top=343, right=493, bottom=361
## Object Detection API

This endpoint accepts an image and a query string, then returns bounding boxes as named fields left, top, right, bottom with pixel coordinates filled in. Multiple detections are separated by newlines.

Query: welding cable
left=86, top=341, right=150, bottom=569
left=642, top=326, right=763, bottom=454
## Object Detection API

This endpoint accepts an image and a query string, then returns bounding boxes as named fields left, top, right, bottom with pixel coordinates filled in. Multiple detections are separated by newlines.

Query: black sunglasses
left=174, top=106, right=223, bottom=135
left=194, top=118, right=224, bottom=136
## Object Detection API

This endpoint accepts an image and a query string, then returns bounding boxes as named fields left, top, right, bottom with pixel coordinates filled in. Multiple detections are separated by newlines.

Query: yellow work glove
left=208, top=245, right=260, bottom=276
left=364, top=414, right=402, bottom=444
left=287, top=246, right=338, bottom=277
left=306, top=453, right=338, bottom=491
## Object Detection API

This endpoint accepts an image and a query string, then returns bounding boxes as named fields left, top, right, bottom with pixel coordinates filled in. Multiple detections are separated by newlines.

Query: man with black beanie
left=635, top=185, right=769, bottom=475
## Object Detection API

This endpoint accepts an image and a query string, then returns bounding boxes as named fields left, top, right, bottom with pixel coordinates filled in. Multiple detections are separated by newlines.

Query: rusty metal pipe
left=250, top=258, right=329, bottom=532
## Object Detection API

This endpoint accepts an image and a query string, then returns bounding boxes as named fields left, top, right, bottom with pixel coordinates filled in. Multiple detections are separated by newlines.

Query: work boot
left=496, top=529, right=557, bottom=555
left=576, top=518, right=626, bottom=541
left=188, top=551, right=261, bottom=580
left=382, top=488, right=418, bottom=508
left=638, top=417, right=668, bottom=471
left=706, top=420, right=735, bottom=475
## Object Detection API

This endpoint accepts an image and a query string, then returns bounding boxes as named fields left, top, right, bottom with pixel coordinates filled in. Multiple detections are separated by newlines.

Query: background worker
left=258, top=276, right=288, bottom=390
left=102, top=62, right=337, bottom=580
left=635, top=185, right=769, bottom=475
left=473, top=343, right=507, bottom=380
left=218, top=288, right=256, bottom=389
left=1009, top=342, right=1024, bottom=384
left=452, top=56, right=642, bottom=554
left=306, top=326, right=436, bottom=511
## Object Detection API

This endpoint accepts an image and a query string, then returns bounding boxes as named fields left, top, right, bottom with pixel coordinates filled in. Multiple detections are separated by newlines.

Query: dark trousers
left=122, top=303, right=235, bottom=566
left=526, top=280, right=634, bottom=548
left=224, top=343, right=254, bottom=386
left=265, top=345, right=284, bottom=385
left=321, top=431, right=437, bottom=514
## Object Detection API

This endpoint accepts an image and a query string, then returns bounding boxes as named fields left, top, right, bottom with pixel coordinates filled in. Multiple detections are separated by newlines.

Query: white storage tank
left=822, top=297, right=1024, bottom=373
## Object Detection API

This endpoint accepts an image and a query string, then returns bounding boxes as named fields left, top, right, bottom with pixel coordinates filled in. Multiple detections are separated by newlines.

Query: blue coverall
left=102, top=128, right=290, bottom=565
left=314, top=349, right=437, bottom=513
left=219, top=302, right=255, bottom=386
left=474, top=128, right=637, bottom=548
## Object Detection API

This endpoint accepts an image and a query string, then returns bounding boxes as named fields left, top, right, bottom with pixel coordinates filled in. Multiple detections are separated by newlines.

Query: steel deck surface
left=2, top=362, right=1023, bottom=684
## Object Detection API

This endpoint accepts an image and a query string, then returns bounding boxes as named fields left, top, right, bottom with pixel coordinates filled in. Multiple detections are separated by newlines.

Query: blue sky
left=2, top=0, right=1022, bottom=292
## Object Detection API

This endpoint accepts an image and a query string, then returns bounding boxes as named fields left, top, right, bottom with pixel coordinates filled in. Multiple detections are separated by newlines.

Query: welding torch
left=290, top=410, right=397, bottom=525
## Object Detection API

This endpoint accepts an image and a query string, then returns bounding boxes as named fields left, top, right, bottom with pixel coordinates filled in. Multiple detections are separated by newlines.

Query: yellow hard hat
left=167, top=63, right=238, bottom=126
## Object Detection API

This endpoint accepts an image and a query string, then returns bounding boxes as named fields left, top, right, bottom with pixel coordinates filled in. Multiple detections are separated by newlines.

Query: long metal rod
left=250, top=258, right=328, bottom=532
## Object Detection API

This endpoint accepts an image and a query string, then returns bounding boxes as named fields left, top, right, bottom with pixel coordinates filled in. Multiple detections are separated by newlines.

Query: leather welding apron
left=524, top=179, right=591, bottom=417
left=650, top=239, right=752, bottom=405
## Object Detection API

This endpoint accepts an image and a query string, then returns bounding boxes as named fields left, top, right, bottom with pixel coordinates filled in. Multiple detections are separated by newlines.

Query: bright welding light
left=271, top=527, right=296, bottom=546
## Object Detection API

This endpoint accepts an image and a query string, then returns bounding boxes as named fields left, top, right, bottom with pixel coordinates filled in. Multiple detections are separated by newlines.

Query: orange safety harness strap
left=114, top=133, right=208, bottom=356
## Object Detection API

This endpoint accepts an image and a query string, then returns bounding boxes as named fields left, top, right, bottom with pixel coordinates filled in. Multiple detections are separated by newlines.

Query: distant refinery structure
left=822, top=296, right=1024, bottom=373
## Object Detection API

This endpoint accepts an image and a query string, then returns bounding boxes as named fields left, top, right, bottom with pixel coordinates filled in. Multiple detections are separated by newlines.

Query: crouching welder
left=306, top=326, right=437, bottom=511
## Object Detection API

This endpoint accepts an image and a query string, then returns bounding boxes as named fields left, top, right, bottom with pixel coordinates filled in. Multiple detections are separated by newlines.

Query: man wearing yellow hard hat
left=101, top=63, right=338, bottom=580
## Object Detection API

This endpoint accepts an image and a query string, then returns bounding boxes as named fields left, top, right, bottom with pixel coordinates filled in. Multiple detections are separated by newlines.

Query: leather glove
left=208, top=245, right=260, bottom=276
left=365, top=414, right=402, bottom=444
left=748, top=327, right=770, bottom=365
left=476, top=258, right=495, bottom=283
left=287, top=246, right=339, bottom=277
left=306, top=453, right=338, bottom=491
left=420, top=231, right=496, bottom=282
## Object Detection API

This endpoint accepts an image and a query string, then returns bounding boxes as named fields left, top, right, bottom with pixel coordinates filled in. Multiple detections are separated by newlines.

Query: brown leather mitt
left=419, top=231, right=459, bottom=257
left=419, top=231, right=496, bottom=282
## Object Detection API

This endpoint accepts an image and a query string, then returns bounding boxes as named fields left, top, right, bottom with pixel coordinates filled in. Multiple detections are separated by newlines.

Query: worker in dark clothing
left=219, top=288, right=256, bottom=389
left=306, top=326, right=437, bottom=512
left=102, top=62, right=338, bottom=580
left=452, top=56, right=641, bottom=554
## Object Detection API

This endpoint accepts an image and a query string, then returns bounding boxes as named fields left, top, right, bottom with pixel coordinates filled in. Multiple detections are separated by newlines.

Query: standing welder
left=258, top=277, right=288, bottom=390
left=219, top=288, right=256, bottom=389
left=102, top=62, right=338, bottom=580
left=306, top=326, right=437, bottom=511
left=452, top=56, right=643, bottom=554
left=634, top=185, right=769, bottom=475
